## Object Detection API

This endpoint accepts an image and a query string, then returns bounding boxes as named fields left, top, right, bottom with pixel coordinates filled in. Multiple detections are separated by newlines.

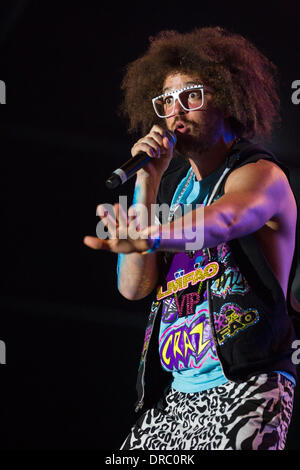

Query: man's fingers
left=115, top=203, right=129, bottom=228
left=83, top=235, right=140, bottom=254
left=97, top=204, right=118, bottom=237
left=163, top=134, right=173, bottom=151
left=83, top=236, right=110, bottom=250
left=127, top=205, right=141, bottom=232
left=132, top=141, right=159, bottom=158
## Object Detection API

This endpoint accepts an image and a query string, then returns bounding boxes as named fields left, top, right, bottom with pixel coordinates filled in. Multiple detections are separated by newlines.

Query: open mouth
left=174, top=122, right=190, bottom=134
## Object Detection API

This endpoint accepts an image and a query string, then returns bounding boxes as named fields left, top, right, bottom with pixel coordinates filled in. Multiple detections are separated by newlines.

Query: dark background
left=0, top=0, right=300, bottom=450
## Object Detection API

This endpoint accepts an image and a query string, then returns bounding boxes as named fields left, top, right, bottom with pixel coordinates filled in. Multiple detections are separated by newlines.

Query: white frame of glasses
left=152, top=84, right=205, bottom=118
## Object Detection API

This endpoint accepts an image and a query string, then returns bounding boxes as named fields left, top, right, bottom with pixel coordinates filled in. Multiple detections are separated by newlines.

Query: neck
left=189, top=136, right=238, bottom=181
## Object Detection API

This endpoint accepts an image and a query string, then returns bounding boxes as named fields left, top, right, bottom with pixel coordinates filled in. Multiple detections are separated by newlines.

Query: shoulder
left=224, top=158, right=297, bottom=222
left=224, top=158, right=291, bottom=193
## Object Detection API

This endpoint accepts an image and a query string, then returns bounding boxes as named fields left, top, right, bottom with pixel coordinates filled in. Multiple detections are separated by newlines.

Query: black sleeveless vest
left=134, top=139, right=298, bottom=413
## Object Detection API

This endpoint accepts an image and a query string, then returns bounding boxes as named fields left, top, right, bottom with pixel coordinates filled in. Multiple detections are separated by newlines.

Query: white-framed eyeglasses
left=152, top=84, right=204, bottom=118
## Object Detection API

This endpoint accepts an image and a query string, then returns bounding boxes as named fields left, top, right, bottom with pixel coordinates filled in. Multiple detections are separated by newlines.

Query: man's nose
left=172, top=97, right=186, bottom=115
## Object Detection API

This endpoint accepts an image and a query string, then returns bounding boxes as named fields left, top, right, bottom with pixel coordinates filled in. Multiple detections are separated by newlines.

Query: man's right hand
left=131, top=125, right=175, bottom=185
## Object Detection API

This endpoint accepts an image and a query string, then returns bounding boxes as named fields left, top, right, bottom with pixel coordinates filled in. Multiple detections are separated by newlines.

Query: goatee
left=176, top=131, right=213, bottom=158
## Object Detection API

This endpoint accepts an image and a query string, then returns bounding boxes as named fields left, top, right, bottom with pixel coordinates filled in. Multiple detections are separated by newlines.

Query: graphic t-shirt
left=157, top=166, right=296, bottom=391
left=158, top=167, right=229, bottom=393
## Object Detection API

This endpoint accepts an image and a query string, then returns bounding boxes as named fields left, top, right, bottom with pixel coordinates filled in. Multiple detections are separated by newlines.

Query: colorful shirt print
left=157, top=166, right=255, bottom=393
left=158, top=247, right=227, bottom=393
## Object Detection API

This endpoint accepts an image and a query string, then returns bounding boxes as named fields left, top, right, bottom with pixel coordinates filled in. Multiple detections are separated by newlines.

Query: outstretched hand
left=83, top=202, right=156, bottom=254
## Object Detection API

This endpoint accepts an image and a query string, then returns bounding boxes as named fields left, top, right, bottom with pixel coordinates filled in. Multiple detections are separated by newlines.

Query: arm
left=84, top=125, right=175, bottom=300
left=156, top=159, right=296, bottom=251
left=85, top=159, right=296, bottom=297
left=117, top=177, right=161, bottom=300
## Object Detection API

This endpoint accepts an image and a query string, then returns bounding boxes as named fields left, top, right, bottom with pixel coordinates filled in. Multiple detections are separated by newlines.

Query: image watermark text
left=0, top=80, right=6, bottom=104
left=0, top=340, right=6, bottom=364
left=95, top=197, right=204, bottom=251
left=291, top=80, right=300, bottom=105
left=292, top=339, right=300, bottom=365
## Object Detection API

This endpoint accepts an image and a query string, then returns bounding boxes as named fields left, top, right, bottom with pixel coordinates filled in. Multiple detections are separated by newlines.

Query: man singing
left=84, top=27, right=297, bottom=450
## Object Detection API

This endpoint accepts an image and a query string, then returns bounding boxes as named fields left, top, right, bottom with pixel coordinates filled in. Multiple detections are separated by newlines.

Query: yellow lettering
left=157, top=277, right=183, bottom=300
left=169, top=277, right=183, bottom=293
left=157, top=285, right=172, bottom=300
left=217, top=326, right=229, bottom=344
left=183, top=272, right=195, bottom=288
left=173, top=331, right=184, bottom=359
left=192, top=268, right=205, bottom=285
left=162, top=335, right=173, bottom=365
left=157, top=263, right=219, bottom=301
left=183, top=331, right=196, bottom=358
left=190, top=323, right=210, bottom=355
left=204, top=262, right=219, bottom=279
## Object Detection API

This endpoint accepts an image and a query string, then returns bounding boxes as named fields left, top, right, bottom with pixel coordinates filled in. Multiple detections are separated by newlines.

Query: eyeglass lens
left=153, top=88, right=203, bottom=117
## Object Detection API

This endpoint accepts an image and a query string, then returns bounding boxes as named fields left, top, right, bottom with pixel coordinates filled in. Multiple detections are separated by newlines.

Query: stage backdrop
left=0, top=0, right=299, bottom=450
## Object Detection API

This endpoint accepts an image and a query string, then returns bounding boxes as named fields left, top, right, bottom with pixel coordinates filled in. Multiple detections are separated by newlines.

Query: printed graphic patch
left=161, top=288, right=207, bottom=323
left=159, top=310, right=216, bottom=371
left=211, top=266, right=250, bottom=298
left=216, top=242, right=231, bottom=266
left=157, top=261, right=220, bottom=301
left=214, top=302, right=259, bottom=345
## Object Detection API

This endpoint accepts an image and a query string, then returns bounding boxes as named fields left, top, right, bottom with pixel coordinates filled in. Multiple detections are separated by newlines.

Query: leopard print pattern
left=120, top=373, right=294, bottom=450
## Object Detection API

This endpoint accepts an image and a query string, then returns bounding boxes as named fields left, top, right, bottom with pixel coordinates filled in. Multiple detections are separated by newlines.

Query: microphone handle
left=105, top=152, right=151, bottom=189
left=105, top=130, right=176, bottom=190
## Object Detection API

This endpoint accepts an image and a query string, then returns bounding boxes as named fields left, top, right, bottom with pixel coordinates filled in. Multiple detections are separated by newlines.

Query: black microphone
left=105, top=130, right=177, bottom=189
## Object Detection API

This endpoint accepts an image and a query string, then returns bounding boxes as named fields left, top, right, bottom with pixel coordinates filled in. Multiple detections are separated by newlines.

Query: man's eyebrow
left=162, top=81, right=201, bottom=93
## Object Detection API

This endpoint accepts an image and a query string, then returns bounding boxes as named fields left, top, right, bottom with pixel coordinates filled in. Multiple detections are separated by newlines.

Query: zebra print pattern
left=120, top=373, right=294, bottom=450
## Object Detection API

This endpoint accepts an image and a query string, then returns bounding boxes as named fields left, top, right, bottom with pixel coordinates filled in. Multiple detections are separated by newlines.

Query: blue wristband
left=141, top=236, right=161, bottom=255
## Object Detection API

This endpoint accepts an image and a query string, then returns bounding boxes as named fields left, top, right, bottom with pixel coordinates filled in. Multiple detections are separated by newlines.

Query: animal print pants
left=121, top=373, right=295, bottom=450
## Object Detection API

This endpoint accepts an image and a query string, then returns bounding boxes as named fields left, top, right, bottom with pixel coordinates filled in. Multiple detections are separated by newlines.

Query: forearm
left=117, top=175, right=161, bottom=300
left=117, top=251, right=160, bottom=300
left=156, top=200, right=257, bottom=253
